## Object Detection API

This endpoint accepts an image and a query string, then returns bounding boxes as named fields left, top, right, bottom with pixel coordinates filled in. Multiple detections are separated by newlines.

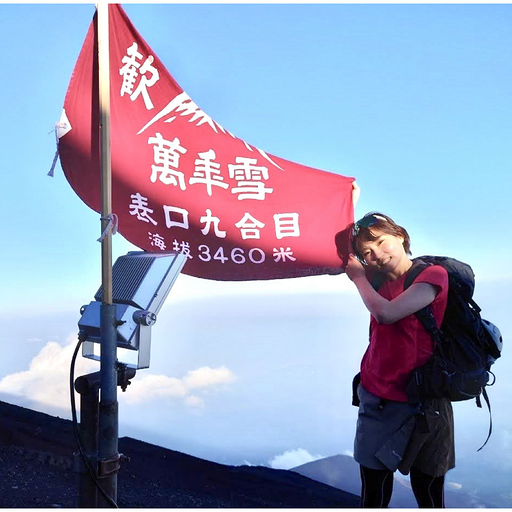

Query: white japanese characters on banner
left=58, top=5, right=355, bottom=281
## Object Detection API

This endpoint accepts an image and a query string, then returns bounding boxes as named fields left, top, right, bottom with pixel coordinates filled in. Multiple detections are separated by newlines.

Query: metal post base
left=74, top=365, right=136, bottom=508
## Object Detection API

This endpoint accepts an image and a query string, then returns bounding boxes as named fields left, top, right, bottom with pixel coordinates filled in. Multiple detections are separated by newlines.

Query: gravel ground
left=0, top=400, right=360, bottom=508
left=0, top=444, right=76, bottom=507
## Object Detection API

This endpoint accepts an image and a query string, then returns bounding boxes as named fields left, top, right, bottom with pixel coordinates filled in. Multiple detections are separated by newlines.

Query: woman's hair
left=352, top=212, right=412, bottom=263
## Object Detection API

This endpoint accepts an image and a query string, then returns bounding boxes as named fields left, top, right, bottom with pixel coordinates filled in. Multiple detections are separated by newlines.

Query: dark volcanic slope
left=0, top=400, right=359, bottom=508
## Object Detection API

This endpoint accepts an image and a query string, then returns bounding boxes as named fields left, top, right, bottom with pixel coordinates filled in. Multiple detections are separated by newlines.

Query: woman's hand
left=345, top=253, right=366, bottom=282
left=345, top=254, right=441, bottom=324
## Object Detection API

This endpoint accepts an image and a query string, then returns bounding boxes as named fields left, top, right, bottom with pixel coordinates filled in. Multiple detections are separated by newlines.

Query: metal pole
left=97, top=7, right=112, bottom=302
left=97, top=3, right=119, bottom=506
left=77, top=383, right=99, bottom=508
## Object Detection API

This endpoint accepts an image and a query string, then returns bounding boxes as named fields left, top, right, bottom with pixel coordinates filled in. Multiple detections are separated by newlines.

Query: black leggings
left=359, top=466, right=445, bottom=508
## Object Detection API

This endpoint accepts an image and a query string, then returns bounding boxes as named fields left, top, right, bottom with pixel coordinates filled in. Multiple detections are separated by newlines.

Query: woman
left=345, top=212, right=455, bottom=508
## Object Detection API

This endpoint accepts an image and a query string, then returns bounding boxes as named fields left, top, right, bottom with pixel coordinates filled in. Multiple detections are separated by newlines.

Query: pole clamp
left=98, top=452, right=130, bottom=478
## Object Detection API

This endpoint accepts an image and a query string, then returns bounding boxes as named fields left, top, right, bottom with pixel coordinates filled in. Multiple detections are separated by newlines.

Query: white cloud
left=122, top=374, right=188, bottom=404
left=446, top=481, right=463, bottom=491
left=0, top=335, right=97, bottom=409
left=0, top=336, right=236, bottom=411
left=269, top=448, right=325, bottom=470
left=122, top=366, right=236, bottom=406
left=183, top=366, right=237, bottom=389
left=119, top=367, right=236, bottom=406
left=184, top=395, right=204, bottom=408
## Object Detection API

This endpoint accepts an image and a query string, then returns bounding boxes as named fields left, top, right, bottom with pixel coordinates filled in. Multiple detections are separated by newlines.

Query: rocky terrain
left=0, top=400, right=359, bottom=508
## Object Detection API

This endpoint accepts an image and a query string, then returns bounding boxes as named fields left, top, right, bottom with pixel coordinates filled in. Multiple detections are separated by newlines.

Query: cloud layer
left=269, top=448, right=325, bottom=470
left=124, top=366, right=237, bottom=407
left=0, top=336, right=236, bottom=411
left=0, top=336, right=97, bottom=409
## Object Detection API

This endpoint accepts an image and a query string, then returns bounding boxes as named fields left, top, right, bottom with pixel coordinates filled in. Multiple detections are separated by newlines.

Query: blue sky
left=0, top=3, right=511, bottom=507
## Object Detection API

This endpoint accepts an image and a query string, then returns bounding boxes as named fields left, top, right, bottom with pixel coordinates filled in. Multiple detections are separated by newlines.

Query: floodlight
left=78, top=251, right=187, bottom=369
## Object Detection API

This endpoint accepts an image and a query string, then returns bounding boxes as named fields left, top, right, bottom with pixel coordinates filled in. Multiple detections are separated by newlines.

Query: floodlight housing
left=78, top=251, right=187, bottom=369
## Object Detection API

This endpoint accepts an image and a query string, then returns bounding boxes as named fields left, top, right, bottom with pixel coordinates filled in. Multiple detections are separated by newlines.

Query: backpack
left=400, top=256, right=502, bottom=450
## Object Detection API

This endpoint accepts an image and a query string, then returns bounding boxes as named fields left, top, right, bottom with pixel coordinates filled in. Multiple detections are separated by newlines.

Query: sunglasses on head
left=352, top=214, right=387, bottom=236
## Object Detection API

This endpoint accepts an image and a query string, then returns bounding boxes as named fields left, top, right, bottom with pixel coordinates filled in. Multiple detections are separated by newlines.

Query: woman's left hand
left=345, top=254, right=366, bottom=282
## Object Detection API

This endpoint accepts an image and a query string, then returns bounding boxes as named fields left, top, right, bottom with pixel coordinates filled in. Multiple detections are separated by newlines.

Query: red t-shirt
left=360, top=265, right=449, bottom=402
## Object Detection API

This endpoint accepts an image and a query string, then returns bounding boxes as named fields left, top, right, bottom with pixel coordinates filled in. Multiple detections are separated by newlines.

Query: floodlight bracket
left=78, top=250, right=186, bottom=370
left=81, top=321, right=152, bottom=370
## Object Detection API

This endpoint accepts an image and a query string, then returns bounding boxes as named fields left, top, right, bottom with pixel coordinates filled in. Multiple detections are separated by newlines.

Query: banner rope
left=97, top=213, right=119, bottom=242
left=47, top=122, right=68, bottom=177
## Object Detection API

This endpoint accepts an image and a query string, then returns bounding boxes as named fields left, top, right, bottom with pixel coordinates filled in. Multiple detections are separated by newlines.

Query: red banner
left=58, top=5, right=355, bottom=281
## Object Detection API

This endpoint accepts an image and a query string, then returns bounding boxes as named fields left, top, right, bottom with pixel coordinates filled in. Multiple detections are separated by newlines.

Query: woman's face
left=359, top=230, right=406, bottom=273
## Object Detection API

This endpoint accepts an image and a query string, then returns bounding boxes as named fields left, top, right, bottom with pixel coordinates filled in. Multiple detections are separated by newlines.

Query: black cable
left=70, top=334, right=119, bottom=508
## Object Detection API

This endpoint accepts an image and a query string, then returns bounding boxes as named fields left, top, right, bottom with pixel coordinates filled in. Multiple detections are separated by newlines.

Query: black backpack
left=400, top=256, right=501, bottom=450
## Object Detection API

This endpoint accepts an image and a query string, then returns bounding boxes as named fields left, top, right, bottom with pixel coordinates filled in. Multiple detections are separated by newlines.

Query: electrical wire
left=70, top=333, right=119, bottom=508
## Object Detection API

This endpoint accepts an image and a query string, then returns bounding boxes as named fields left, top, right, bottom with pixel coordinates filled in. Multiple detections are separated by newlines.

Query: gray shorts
left=354, top=384, right=455, bottom=477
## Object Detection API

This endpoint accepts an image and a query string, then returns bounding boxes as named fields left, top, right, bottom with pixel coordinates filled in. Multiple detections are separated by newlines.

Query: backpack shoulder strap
left=477, top=387, right=493, bottom=452
left=404, top=259, right=445, bottom=348
left=403, top=258, right=432, bottom=291
left=370, top=273, right=386, bottom=291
